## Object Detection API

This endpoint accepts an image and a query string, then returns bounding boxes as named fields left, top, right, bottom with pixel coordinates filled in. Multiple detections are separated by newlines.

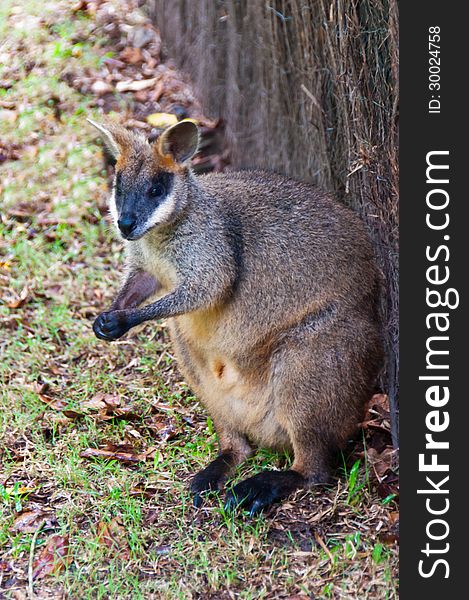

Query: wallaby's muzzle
left=117, top=213, right=137, bottom=238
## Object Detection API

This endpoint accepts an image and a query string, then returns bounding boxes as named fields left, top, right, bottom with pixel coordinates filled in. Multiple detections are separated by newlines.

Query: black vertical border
left=400, top=2, right=467, bottom=596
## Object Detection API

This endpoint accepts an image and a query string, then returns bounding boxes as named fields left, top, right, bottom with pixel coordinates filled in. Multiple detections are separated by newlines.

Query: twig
left=314, top=531, right=334, bottom=563
left=300, top=83, right=325, bottom=115
left=28, top=522, right=44, bottom=600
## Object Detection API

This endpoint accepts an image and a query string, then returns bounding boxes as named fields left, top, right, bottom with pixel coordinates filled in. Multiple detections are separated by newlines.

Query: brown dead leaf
left=116, top=77, right=158, bottom=93
left=0, top=140, right=21, bottom=163
left=120, top=47, right=143, bottom=64
left=80, top=443, right=145, bottom=463
left=370, top=393, right=390, bottom=412
left=9, top=510, right=56, bottom=533
left=99, top=406, right=138, bottom=422
left=62, top=409, right=84, bottom=419
left=101, top=394, right=121, bottom=408
left=75, top=393, right=139, bottom=422
left=72, top=0, right=88, bottom=12
left=32, top=534, right=71, bottom=580
left=32, top=381, right=68, bottom=411
left=379, top=530, right=399, bottom=545
left=96, top=519, right=130, bottom=560
left=6, top=285, right=29, bottom=309
left=367, top=446, right=397, bottom=480
left=0, top=559, right=12, bottom=573
left=91, top=79, right=113, bottom=95
left=36, top=392, right=68, bottom=411
left=82, top=395, right=107, bottom=411
left=130, top=484, right=158, bottom=499
left=363, top=393, right=390, bottom=426
left=147, top=416, right=180, bottom=442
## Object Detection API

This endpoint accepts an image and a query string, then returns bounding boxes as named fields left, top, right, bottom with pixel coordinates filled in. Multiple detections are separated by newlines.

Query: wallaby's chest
left=139, top=240, right=177, bottom=293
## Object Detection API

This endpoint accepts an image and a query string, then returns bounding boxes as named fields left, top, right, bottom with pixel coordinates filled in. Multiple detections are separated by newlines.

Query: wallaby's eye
left=149, top=183, right=165, bottom=198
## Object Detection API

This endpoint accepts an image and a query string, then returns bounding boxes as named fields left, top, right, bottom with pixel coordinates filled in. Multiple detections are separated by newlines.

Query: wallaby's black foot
left=93, top=310, right=133, bottom=341
left=190, top=452, right=235, bottom=508
left=224, top=470, right=305, bottom=516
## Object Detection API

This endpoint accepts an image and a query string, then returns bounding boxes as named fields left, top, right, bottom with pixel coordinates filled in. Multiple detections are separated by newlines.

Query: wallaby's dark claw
left=224, top=470, right=305, bottom=516
left=93, top=311, right=131, bottom=341
left=190, top=452, right=236, bottom=508
left=192, top=493, right=204, bottom=508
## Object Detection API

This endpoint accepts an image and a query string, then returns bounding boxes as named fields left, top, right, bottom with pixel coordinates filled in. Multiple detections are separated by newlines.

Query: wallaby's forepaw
left=93, top=310, right=133, bottom=341
left=224, top=470, right=305, bottom=516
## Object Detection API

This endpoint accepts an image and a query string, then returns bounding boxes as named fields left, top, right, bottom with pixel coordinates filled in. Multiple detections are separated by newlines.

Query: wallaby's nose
left=118, top=215, right=136, bottom=237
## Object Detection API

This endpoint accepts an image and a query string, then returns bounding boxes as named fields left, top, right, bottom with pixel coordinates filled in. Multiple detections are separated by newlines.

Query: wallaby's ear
left=87, top=118, right=135, bottom=160
left=157, top=120, right=199, bottom=166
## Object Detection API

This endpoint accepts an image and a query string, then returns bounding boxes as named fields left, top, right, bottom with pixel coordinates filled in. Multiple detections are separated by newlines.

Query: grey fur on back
left=148, top=168, right=380, bottom=341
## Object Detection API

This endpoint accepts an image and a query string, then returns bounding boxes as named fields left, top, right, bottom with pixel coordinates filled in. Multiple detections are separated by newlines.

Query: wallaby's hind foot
left=190, top=429, right=253, bottom=507
left=190, top=451, right=237, bottom=507
left=224, top=470, right=307, bottom=515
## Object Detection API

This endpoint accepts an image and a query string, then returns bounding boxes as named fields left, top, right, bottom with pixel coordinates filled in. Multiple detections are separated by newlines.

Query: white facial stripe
left=141, top=189, right=177, bottom=231
left=109, top=189, right=119, bottom=229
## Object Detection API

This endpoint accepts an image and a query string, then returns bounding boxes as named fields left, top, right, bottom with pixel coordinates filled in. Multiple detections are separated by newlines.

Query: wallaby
left=88, top=118, right=383, bottom=514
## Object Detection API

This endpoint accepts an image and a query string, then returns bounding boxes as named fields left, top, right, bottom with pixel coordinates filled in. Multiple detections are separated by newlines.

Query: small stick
left=315, top=531, right=334, bottom=563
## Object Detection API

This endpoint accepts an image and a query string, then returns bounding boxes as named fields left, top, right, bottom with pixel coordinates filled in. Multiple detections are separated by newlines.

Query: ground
left=0, top=1, right=399, bottom=598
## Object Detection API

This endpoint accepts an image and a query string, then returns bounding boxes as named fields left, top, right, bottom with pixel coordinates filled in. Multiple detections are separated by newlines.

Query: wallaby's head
left=88, top=119, right=199, bottom=240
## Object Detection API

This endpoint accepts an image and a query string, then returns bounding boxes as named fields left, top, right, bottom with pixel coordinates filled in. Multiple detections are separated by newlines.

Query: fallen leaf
left=80, top=443, right=145, bottom=463
left=147, top=112, right=178, bottom=128
left=128, top=26, right=158, bottom=49
left=379, top=531, right=399, bottom=544
left=377, top=472, right=399, bottom=501
left=119, top=47, right=143, bottom=64
left=32, top=381, right=68, bottom=410
left=72, top=0, right=88, bottom=11
left=102, top=394, right=121, bottom=408
left=97, top=406, right=138, bottom=422
left=91, top=80, right=113, bottom=95
left=82, top=395, right=107, bottom=411
left=62, top=409, right=84, bottom=419
left=97, top=519, right=130, bottom=560
left=36, top=392, right=68, bottom=411
left=0, top=560, right=11, bottom=573
left=33, top=534, right=71, bottom=580
left=9, top=510, right=56, bottom=533
left=130, top=484, right=158, bottom=499
left=6, top=286, right=29, bottom=309
left=367, top=446, right=397, bottom=480
left=116, top=77, right=158, bottom=93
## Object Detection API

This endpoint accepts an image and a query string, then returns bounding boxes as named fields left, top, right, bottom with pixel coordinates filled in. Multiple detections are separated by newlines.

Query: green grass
left=0, top=1, right=398, bottom=598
